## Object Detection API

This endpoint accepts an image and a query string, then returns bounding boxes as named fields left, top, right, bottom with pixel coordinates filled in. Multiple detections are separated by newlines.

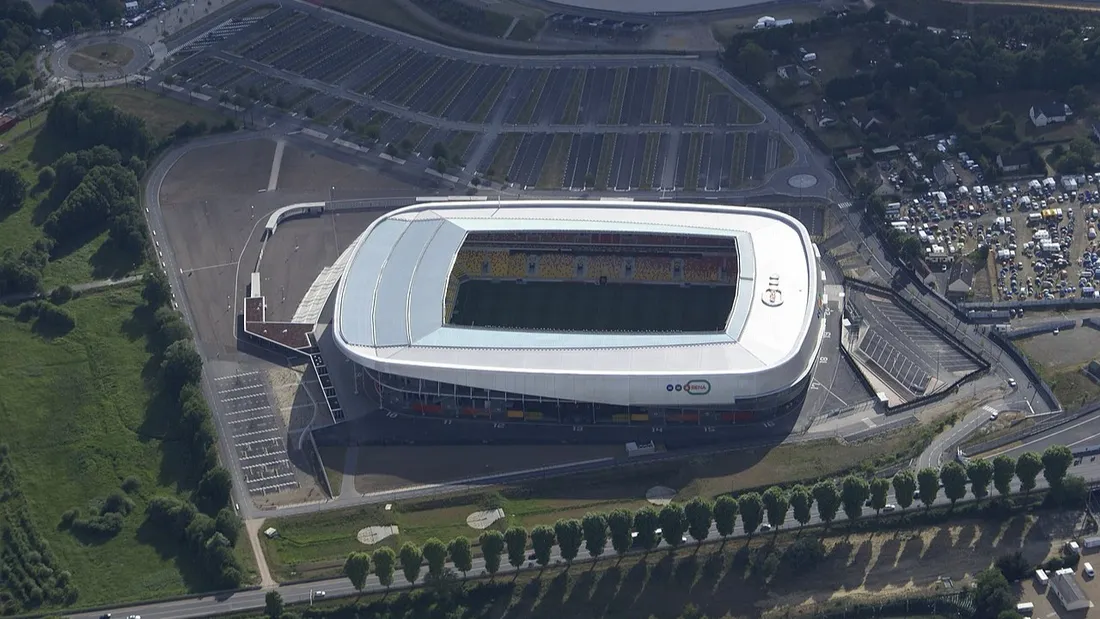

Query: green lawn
left=0, top=286, right=202, bottom=606
left=0, top=115, right=143, bottom=288
left=99, top=86, right=231, bottom=141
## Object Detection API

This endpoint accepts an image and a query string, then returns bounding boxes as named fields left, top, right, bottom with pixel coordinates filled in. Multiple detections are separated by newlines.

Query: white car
left=1086, top=563, right=1095, bottom=578
left=760, top=523, right=773, bottom=532
left=989, top=411, right=999, bottom=421
left=883, top=504, right=897, bottom=513
left=1007, top=378, right=1017, bottom=388
left=314, top=591, right=326, bottom=599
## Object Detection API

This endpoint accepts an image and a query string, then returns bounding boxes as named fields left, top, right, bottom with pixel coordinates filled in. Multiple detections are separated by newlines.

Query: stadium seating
left=586, top=255, right=626, bottom=279
left=537, top=253, right=574, bottom=279
left=452, top=247, right=734, bottom=285
left=634, top=257, right=673, bottom=282
left=684, top=257, right=721, bottom=283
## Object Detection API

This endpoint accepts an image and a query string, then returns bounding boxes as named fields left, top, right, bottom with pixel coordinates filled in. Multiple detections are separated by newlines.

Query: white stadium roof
left=333, top=200, right=824, bottom=406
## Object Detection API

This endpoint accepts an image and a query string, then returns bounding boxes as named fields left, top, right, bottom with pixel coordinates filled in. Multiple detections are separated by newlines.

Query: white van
left=1016, top=602, right=1034, bottom=615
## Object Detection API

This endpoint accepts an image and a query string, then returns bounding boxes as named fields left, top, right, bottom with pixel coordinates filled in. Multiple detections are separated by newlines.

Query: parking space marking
left=214, top=369, right=299, bottom=496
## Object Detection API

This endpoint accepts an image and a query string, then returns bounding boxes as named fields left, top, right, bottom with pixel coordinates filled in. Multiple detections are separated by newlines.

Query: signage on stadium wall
left=762, top=273, right=784, bottom=307
left=666, top=379, right=712, bottom=395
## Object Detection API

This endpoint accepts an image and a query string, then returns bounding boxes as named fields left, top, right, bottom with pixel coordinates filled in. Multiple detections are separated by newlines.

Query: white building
left=1029, top=101, right=1072, bottom=128
left=332, top=200, right=824, bottom=425
left=1051, top=568, right=1091, bottom=611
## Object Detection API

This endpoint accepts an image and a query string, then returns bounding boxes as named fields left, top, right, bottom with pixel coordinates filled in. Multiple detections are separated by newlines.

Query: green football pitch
left=449, top=279, right=737, bottom=332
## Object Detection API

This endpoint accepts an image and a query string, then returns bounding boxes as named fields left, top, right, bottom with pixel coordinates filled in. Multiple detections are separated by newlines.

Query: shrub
left=121, top=476, right=141, bottom=494
left=37, top=166, right=55, bottom=188
left=49, top=285, right=73, bottom=304
left=59, top=508, right=79, bottom=527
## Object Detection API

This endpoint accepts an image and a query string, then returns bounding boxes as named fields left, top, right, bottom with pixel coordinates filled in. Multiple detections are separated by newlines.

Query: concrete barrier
left=264, top=202, right=325, bottom=238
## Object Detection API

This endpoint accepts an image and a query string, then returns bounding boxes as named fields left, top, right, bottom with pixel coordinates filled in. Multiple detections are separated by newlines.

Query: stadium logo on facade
left=666, top=380, right=712, bottom=395
left=762, top=273, right=784, bottom=307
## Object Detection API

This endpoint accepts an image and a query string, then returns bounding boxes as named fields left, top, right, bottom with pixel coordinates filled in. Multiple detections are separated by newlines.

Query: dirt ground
left=421, top=512, right=1077, bottom=619
left=349, top=445, right=625, bottom=494
left=762, top=513, right=1070, bottom=614
left=1018, top=327, right=1100, bottom=369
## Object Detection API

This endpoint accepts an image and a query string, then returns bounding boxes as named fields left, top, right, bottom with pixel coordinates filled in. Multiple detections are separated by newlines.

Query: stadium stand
left=635, top=257, right=673, bottom=281
left=538, top=253, right=574, bottom=279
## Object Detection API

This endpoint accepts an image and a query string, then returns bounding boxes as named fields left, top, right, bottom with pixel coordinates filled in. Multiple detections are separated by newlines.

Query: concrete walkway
left=244, top=518, right=277, bottom=589
left=0, top=274, right=143, bottom=305
left=340, top=447, right=358, bottom=498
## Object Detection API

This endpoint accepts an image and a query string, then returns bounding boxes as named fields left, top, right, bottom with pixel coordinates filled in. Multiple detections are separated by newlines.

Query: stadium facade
left=332, top=200, right=826, bottom=426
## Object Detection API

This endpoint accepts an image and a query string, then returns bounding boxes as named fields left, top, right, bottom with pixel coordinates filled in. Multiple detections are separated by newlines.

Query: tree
left=917, top=467, right=940, bottom=508
left=214, top=508, right=241, bottom=546
left=479, top=530, right=505, bottom=576
left=993, top=455, right=1016, bottom=496
left=343, top=551, right=371, bottom=593
left=732, top=41, right=770, bottom=83
left=529, top=525, right=555, bottom=568
left=940, top=461, right=969, bottom=505
left=581, top=513, right=608, bottom=559
left=504, top=527, right=528, bottom=571
left=713, top=495, right=739, bottom=539
left=0, top=167, right=28, bottom=212
left=142, top=269, right=171, bottom=308
left=684, top=497, right=714, bottom=544
left=973, top=567, right=1015, bottom=619
left=372, top=547, right=396, bottom=589
left=1015, top=452, right=1043, bottom=496
left=869, top=478, right=890, bottom=514
left=161, top=340, right=202, bottom=394
left=967, top=459, right=995, bottom=501
left=607, top=509, right=633, bottom=557
left=398, top=542, right=423, bottom=585
left=448, top=536, right=472, bottom=578
left=841, top=475, right=870, bottom=522
left=812, top=481, right=840, bottom=526
left=633, top=507, right=660, bottom=552
left=1042, top=445, right=1073, bottom=489
left=1068, top=84, right=1090, bottom=115
left=194, top=467, right=232, bottom=515
left=789, top=484, right=813, bottom=528
left=762, top=486, right=789, bottom=529
left=892, top=471, right=917, bottom=510
left=738, top=492, right=764, bottom=535
left=422, top=538, right=447, bottom=580
left=554, top=519, right=583, bottom=564
left=264, top=590, right=283, bottom=619
left=658, top=504, right=687, bottom=549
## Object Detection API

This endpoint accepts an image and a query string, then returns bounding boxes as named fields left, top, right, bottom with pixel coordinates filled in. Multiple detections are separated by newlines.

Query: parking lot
left=848, top=290, right=980, bottom=397
left=213, top=369, right=299, bottom=495
left=167, top=8, right=760, bottom=131
left=859, top=330, right=931, bottom=395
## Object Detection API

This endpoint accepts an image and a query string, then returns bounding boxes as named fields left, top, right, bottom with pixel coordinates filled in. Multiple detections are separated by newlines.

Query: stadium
left=332, top=200, right=826, bottom=427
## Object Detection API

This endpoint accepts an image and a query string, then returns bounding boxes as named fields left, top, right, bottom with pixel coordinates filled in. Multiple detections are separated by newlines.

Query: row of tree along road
left=320, top=445, right=1079, bottom=594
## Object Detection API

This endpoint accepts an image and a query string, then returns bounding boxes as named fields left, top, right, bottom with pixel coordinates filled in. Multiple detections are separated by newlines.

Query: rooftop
left=333, top=200, right=820, bottom=377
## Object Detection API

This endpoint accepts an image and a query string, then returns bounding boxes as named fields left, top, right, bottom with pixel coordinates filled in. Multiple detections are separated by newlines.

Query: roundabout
left=50, top=35, right=152, bottom=83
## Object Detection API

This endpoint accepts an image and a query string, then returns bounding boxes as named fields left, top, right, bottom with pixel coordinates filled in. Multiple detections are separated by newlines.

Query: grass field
left=450, top=279, right=736, bottom=332
left=536, top=134, right=571, bottom=189
left=259, top=422, right=950, bottom=581
left=267, top=510, right=1056, bottom=619
left=516, top=70, right=550, bottom=125
left=99, top=87, right=230, bottom=140
left=471, top=68, right=512, bottom=123
left=560, top=69, right=584, bottom=125
left=67, top=42, right=135, bottom=73
left=0, top=113, right=141, bottom=287
left=594, top=135, right=615, bottom=190
left=0, top=287, right=213, bottom=605
left=1018, top=331, right=1100, bottom=409
left=606, top=69, right=628, bottom=124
